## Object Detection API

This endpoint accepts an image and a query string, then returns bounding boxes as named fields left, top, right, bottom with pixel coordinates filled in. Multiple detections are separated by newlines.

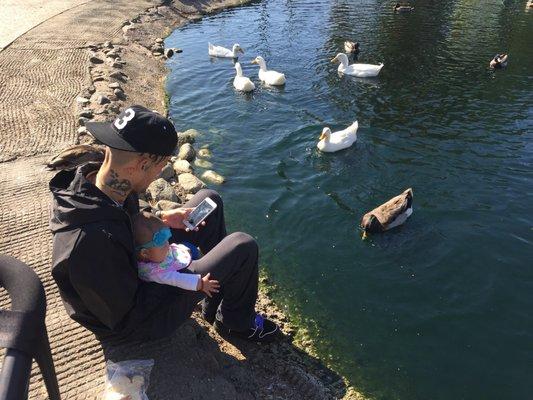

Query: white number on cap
left=114, top=108, right=135, bottom=130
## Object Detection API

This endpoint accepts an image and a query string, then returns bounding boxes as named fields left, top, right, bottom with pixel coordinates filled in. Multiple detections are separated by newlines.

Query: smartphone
left=184, top=197, right=217, bottom=230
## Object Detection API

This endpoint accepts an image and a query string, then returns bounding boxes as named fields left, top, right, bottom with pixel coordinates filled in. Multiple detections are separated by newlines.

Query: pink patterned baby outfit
left=138, top=243, right=200, bottom=291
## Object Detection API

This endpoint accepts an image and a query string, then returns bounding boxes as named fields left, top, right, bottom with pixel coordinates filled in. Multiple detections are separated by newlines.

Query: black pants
left=170, top=189, right=258, bottom=332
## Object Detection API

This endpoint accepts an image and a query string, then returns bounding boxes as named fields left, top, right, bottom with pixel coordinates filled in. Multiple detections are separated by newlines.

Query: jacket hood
left=49, top=164, right=131, bottom=233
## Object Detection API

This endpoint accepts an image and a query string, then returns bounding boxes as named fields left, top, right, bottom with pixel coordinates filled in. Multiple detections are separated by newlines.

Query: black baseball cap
left=86, top=105, right=178, bottom=156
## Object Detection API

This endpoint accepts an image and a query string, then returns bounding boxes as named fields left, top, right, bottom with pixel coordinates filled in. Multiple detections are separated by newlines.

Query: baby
left=133, top=211, right=219, bottom=297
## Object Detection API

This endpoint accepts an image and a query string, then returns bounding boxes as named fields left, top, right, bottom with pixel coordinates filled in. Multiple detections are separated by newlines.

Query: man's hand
left=159, top=208, right=206, bottom=231
left=198, top=273, right=220, bottom=297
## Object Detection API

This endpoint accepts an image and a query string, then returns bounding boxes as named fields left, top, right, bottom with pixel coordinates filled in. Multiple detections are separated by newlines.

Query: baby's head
left=133, top=211, right=171, bottom=263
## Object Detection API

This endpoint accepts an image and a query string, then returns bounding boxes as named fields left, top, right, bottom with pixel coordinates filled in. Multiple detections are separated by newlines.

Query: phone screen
left=187, top=199, right=216, bottom=228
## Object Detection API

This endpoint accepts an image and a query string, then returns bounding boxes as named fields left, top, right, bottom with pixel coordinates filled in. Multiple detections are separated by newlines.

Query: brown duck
left=360, top=188, right=413, bottom=239
left=46, top=144, right=105, bottom=171
left=394, top=3, right=415, bottom=12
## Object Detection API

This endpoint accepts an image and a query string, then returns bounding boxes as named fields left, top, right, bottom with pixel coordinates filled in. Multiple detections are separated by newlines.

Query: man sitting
left=49, top=105, right=279, bottom=343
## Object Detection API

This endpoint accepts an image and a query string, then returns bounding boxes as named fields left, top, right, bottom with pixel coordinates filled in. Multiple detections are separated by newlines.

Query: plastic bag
left=102, top=359, right=154, bottom=400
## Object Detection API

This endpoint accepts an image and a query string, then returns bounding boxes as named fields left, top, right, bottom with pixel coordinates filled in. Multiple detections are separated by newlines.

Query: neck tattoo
left=104, top=169, right=132, bottom=200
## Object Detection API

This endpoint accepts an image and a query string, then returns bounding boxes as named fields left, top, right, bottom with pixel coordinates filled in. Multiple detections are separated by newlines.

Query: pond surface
left=165, top=1, right=533, bottom=398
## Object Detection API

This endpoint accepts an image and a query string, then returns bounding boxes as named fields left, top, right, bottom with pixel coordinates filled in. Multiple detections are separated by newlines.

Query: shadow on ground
left=102, top=315, right=346, bottom=399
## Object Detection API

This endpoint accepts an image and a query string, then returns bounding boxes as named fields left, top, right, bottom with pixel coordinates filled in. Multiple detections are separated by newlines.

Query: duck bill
left=251, top=59, right=258, bottom=65
left=319, top=133, right=326, bottom=140
left=238, top=48, right=245, bottom=54
left=330, top=57, right=337, bottom=63
left=362, top=231, right=369, bottom=240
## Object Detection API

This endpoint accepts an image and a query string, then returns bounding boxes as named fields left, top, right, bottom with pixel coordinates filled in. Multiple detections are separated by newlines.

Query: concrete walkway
left=0, top=0, right=89, bottom=50
left=0, top=2, right=162, bottom=397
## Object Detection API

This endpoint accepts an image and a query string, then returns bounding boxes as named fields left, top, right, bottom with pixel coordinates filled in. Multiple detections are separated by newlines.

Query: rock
left=146, top=178, right=179, bottom=203
left=109, top=82, right=121, bottom=89
left=178, top=173, right=206, bottom=194
left=80, top=87, right=92, bottom=98
left=177, top=143, right=195, bottom=162
left=76, top=96, right=90, bottom=105
left=106, top=51, right=119, bottom=59
left=107, top=103, right=120, bottom=114
left=155, top=200, right=181, bottom=211
left=77, top=126, right=88, bottom=135
left=78, top=109, right=93, bottom=118
left=173, top=183, right=187, bottom=202
left=109, top=71, right=127, bottom=81
left=177, top=129, right=199, bottom=147
left=78, top=117, right=89, bottom=126
left=155, top=38, right=164, bottom=44
left=152, top=51, right=163, bottom=57
left=198, top=148, right=212, bottom=158
left=173, top=159, right=193, bottom=174
left=89, top=55, right=103, bottom=64
left=194, top=158, right=213, bottom=169
left=92, top=76, right=105, bottom=82
left=159, top=163, right=175, bottom=180
left=164, top=48, right=174, bottom=58
left=174, top=48, right=183, bottom=54
left=201, top=170, right=226, bottom=184
left=113, top=88, right=125, bottom=99
left=104, top=41, right=113, bottom=48
left=110, top=62, right=122, bottom=69
left=95, top=94, right=110, bottom=105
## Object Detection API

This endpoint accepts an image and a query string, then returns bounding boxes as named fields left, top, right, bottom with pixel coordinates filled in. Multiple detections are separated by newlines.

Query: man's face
left=134, top=155, right=170, bottom=192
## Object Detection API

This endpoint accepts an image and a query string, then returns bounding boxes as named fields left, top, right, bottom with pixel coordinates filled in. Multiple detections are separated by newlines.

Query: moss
left=258, top=268, right=368, bottom=400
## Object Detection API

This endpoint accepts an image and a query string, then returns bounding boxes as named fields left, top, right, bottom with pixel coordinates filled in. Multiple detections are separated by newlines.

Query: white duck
left=331, top=53, right=383, bottom=77
left=251, top=56, right=286, bottom=86
left=317, top=121, right=358, bottom=152
left=208, top=43, right=244, bottom=58
left=233, top=62, right=255, bottom=92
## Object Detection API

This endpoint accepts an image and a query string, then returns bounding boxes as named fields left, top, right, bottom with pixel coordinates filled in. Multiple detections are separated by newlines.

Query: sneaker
left=214, top=314, right=279, bottom=343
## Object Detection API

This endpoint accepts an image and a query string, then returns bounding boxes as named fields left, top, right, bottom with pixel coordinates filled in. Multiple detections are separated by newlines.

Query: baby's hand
left=199, top=273, right=220, bottom=297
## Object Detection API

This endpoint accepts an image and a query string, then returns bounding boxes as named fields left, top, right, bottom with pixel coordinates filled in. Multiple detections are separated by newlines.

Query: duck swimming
left=233, top=62, right=255, bottom=92
left=394, top=2, right=414, bottom=12
left=489, top=53, right=508, bottom=69
left=331, top=53, right=383, bottom=77
left=251, top=56, right=286, bottom=86
left=344, top=41, right=360, bottom=61
left=360, top=188, right=413, bottom=239
left=317, top=121, right=358, bottom=153
left=208, top=43, right=244, bottom=58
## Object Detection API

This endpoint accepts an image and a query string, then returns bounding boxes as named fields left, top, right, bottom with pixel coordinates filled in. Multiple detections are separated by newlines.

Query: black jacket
left=49, top=164, right=195, bottom=341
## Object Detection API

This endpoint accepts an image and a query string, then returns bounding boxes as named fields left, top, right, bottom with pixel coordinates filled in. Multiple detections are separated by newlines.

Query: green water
left=165, top=1, right=533, bottom=398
